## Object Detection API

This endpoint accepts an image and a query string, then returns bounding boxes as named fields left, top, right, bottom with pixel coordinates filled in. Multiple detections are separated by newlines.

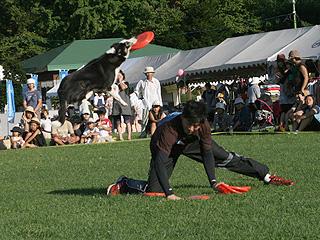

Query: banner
left=31, top=74, right=38, bottom=90
left=6, top=80, right=15, bottom=123
left=59, top=69, right=69, bottom=80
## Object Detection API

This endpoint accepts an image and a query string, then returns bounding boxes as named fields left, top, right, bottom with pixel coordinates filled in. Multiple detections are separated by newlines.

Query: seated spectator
left=74, top=110, right=91, bottom=137
left=10, top=126, right=25, bottom=149
left=24, top=117, right=47, bottom=148
left=51, top=119, right=80, bottom=145
left=232, top=97, right=251, bottom=131
left=147, top=101, right=166, bottom=136
left=40, top=108, right=52, bottom=139
left=80, top=118, right=100, bottom=144
left=284, top=93, right=304, bottom=131
left=95, top=107, right=113, bottom=142
left=292, top=95, right=320, bottom=131
left=20, top=106, right=36, bottom=135
left=213, top=102, right=228, bottom=132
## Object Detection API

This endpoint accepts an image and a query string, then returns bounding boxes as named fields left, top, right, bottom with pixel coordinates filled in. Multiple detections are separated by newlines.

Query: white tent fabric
left=185, top=26, right=316, bottom=75
left=268, top=25, right=320, bottom=61
left=46, top=80, right=61, bottom=97
left=120, top=52, right=178, bottom=86
left=154, top=46, right=215, bottom=85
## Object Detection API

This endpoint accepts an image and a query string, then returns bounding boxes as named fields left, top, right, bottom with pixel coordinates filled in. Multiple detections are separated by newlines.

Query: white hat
left=234, top=97, right=244, bottom=105
left=144, top=66, right=155, bottom=73
left=152, top=100, right=161, bottom=107
left=87, top=118, right=95, bottom=124
left=216, top=102, right=225, bottom=110
left=27, top=78, right=35, bottom=84
left=250, top=77, right=260, bottom=85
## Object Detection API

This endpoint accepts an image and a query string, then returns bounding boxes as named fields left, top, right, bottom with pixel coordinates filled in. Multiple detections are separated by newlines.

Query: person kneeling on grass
left=107, top=100, right=294, bottom=200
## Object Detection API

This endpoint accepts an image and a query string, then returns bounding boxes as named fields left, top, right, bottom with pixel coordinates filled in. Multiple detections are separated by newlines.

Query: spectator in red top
left=95, top=107, right=113, bottom=142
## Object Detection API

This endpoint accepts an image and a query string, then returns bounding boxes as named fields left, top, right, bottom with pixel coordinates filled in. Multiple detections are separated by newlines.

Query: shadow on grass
left=48, top=188, right=105, bottom=196
left=174, top=184, right=209, bottom=190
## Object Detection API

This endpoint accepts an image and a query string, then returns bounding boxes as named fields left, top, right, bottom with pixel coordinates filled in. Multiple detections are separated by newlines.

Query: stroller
left=250, top=98, right=276, bottom=132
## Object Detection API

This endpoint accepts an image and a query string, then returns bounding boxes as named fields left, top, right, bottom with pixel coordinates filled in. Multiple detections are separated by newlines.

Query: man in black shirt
left=107, top=101, right=294, bottom=200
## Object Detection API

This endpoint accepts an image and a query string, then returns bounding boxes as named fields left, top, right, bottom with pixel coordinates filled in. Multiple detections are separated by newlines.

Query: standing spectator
left=40, top=108, right=52, bottom=139
left=275, top=54, right=295, bottom=131
left=93, top=92, right=105, bottom=108
left=20, top=106, right=36, bottom=135
left=288, top=50, right=310, bottom=96
left=147, top=101, right=166, bottom=136
left=10, top=126, right=25, bottom=149
left=135, top=66, right=162, bottom=138
left=95, top=107, right=113, bottom=142
left=112, top=70, right=132, bottom=141
left=247, top=77, right=261, bottom=123
left=24, top=117, right=46, bottom=148
left=202, top=82, right=216, bottom=126
left=23, top=78, right=42, bottom=117
left=51, top=119, right=80, bottom=145
left=80, top=118, right=100, bottom=144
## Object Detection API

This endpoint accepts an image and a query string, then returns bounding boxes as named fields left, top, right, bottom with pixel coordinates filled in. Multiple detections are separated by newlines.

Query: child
left=10, top=126, right=25, bottom=149
left=24, top=118, right=47, bottom=148
left=81, top=118, right=100, bottom=144
left=20, top=106, right=36, bottom=135
left=147, top=101, right=166, bottom=136
left=95, top=108, right=113, bottom=142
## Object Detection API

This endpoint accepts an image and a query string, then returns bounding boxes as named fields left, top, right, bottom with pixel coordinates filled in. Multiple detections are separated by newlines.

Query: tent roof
left=21, top=38, right=179, bottom=73
left=185, top=26, right=319, bottom=75
left=154, top=46, right=216, bottom=85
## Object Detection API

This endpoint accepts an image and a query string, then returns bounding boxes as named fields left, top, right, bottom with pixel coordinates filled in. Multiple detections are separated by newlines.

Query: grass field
left=0, top=133, right=319, bottom=239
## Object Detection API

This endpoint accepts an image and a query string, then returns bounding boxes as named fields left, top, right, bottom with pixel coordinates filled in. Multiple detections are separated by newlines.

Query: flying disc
left=188, top=195, right=210, bottom=200
left=144, top=192, right=166, bottom=197
left=131, top=31, right=155, bottom=51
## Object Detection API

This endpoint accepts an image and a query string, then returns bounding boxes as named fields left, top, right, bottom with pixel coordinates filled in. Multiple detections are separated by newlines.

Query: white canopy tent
left=185, top=26, right=319, bottom=75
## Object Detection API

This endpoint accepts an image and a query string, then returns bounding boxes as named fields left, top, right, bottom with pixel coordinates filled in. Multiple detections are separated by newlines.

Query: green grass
left=0, top=133, right=320, bottom=239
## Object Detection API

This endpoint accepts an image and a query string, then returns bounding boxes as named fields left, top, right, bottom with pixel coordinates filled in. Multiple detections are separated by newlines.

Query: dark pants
left=123, top=139, right=269, bottom=194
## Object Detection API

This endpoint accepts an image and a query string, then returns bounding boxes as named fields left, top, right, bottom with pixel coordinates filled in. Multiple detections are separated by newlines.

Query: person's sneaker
left=106, top=175, right=127, bottom=195
left=269, top=175, right=294, bottom=186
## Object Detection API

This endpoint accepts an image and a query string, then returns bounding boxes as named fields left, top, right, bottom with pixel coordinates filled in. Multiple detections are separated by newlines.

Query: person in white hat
left=247, top=77, right=261, bottom=123
left=135, top=66, right=163, bottom=138
left=23, top=78, right=42, bottom=117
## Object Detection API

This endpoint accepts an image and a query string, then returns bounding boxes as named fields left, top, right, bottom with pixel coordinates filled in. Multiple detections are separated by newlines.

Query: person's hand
left=166, top=194, right=182, bottom=200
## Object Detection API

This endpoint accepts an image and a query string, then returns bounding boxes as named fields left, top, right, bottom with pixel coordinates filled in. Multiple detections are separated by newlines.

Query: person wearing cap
left=24, top=117, right=46, bottom=148
left=23, top=78, right=42, bottom=117
left=288, top=49, right=309, bottom=96
left=95, top=107, right=113, bottom=142
left=10, top=126, right=25, bottom=149
left=74, top=108, right=91, bottom=138
left=112, top=70, right=132, bottom=141
left=232, top=97, right=251, bottom=131
left=135, top=66, right=163, bottom=138
left=247, top=77, right=261, bottom=123
left=147, top=100, right=166, bottom=136
left=107, top=100, right=294, bottom=200
left=80, top=118, right=100, bottom=144
left=20, top=106, right=36, bottom=134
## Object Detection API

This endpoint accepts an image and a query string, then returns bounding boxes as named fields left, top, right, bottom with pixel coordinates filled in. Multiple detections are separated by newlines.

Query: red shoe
left=106, top=182, right=125, bottom=195
left=269, top=175, right=294, bottom=186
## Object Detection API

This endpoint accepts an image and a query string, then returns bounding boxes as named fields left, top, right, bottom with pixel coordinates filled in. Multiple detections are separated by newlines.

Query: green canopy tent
left=21, top=38, right=179, bottom=73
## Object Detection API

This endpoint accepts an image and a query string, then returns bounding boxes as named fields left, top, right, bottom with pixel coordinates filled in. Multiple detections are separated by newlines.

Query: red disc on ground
left=131, top=31, right=155, bottom=51
left=144, top=192, right=166, bottom=197
left=188, top=195, right=210, bottom=200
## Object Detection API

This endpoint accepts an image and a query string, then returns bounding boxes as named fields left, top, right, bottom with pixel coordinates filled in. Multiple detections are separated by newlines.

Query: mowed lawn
left=0, top=133, right=319, bottom=240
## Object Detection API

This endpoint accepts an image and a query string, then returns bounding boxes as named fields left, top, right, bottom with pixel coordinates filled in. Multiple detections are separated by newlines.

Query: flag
left=59, top=69, right=69, bottom=80
left=31, top=74, right=38, bottom=90
left=6, top=80, right=15, bottom=123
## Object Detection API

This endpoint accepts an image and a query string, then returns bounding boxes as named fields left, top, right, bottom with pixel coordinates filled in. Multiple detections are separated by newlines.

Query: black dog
left=57, top=38, right=136, bottom=124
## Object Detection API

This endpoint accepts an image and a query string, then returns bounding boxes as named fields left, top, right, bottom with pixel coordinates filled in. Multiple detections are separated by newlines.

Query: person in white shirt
left=135, top=66, right=163, bottom=138
left=93, top=92, right=105, bottom=108
left=40, top=108, right=52, bottom=139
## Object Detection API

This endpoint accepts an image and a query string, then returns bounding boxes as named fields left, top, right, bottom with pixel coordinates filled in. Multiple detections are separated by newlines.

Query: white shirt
left=135, top=77, right=162, bottom=110
left=248, top=84, right=261, bottom=104
left=40, top=118, right=52, bottom=132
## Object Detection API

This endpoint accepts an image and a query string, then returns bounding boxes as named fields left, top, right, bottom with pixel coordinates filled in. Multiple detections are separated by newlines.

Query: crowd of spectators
left=2, top=52, right=320, bottom=150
